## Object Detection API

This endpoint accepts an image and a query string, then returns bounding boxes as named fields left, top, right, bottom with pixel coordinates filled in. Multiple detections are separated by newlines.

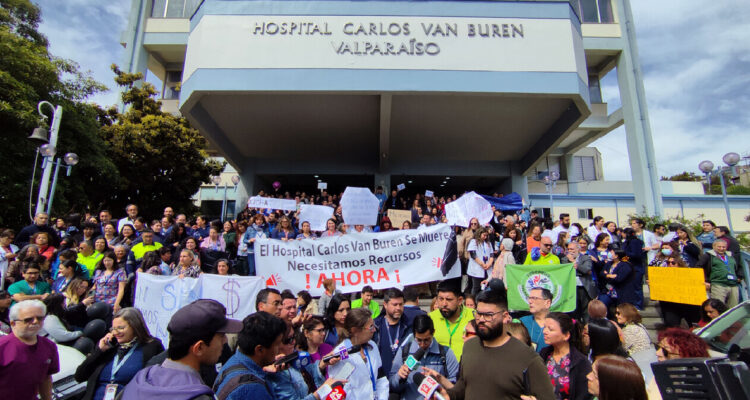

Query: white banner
left=340, top=187, right=379, bottom=226
left=444, top=191, right=493, bottom=227
left=298, top=204, right=334, bottom=231
left=134, top=273, right=264, bottom=346
left=247, top=196, right=297, bottom=211
left=255, top=224, right=460, bottom=296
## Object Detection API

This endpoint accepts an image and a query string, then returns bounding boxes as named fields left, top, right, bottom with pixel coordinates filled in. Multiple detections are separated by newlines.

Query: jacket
left=573, top=253, right=598, bottom=300
left=388, top=335, right=459, bottom=400
left=539, top=346, right=593, bottom=400
left=120, top=359, right=214, bottom=400
left=601, top=260, right=639, bottom=306
left=74, top=339, right=164, bottom=400
left=373, top=313, right=411, bottom=375
left=697, top=250, right=740, bottom=287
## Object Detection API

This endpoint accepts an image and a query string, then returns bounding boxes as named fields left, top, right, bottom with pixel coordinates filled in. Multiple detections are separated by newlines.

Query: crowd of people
left=0, top=187, right=745, bottom=400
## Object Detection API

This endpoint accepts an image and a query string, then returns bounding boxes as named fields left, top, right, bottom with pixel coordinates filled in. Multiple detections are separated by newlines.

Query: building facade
left=122, top=0, right=662, bottom=217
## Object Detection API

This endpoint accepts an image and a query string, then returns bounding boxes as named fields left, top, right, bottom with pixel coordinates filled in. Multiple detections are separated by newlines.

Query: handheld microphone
left=400, top=347, right=427, bottom=383
left=322, top=344, right=362, bottom=362
left=325, top=382, right=347, bottom=400
left=292, top=351, right=313, bottom=370
left=413, top=372, right=447, bottom=400
left=274, top=351, right=300, bottom=366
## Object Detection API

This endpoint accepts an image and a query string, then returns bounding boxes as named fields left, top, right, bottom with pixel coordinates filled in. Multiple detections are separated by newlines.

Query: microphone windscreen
left=412, top=347, right=427, bottom=361
left=413, top=372, right=427, bottom=386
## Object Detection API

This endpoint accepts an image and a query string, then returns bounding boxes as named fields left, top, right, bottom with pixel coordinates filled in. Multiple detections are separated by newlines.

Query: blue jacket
left=268, top=361, right=325, bottom=400
left=243, top=224, right=267, bottom=253
left=388, top=335, right=459, bottom=400
left=215, top=351, right=273, bottom=400
left=373, top=314, right=411, bottom=375
left=121, top=359, right=214, bottom=400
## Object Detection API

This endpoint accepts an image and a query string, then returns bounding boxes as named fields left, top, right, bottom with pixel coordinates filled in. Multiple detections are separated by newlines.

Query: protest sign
left=444, top=191, right=493, bottom=227
left=134, top=273, right=264, bottom=346
left=648, top=267, right=707, bottom=306
left=387, top=209, right=412, bottom=228
left=425, top=190, right=434, bottom=198
left=397, top=183, right=406, bottom=191
left=340, top=187, right=379, bottom=226
left=297, top=204, right=334, bottom=231
left=506, top=263, right=576, bottom=312
left=247, top=196, right=297, bottom=211
left=255, top=223, right=460, bottom=295
left=317, top=182, right=327, bottom=190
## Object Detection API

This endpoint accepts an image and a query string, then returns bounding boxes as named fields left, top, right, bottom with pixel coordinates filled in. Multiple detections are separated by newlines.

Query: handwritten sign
left=444, top=191, right=493, bottom=227
left=134, top=273, right=264, bottom=346
left=648, top=267, right=707, bottom=306
left=425, top=190, right=434, bottom=198
left=340, top=187, right=379, bottom=226
left=248, top=196, right=297, bottom=211
left=297, top=204, right=334, bottom=231
left=387, top=209, right=412, bottom=228
left=317, top=182, right=327, bottom=190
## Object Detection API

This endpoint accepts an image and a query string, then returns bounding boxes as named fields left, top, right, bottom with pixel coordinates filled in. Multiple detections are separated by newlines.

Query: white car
left=696, top=300, right=750, bottom=356
left=51, top=343, right=87, bottom=399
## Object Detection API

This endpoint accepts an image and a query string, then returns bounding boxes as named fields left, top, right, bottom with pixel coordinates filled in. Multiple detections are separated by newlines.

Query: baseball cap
left=168, top=299, right=243, bottom=340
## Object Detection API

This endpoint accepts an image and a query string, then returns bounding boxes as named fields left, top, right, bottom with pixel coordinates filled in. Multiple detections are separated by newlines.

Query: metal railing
left=151, top=0, right=202, bottom=19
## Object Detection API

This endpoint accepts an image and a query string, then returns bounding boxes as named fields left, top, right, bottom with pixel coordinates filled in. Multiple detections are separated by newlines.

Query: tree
left=660, top=171, right=702, bottom=182
left=0, top=0, right=116, bottom=228
left=99, top=65, right=224, bottom=219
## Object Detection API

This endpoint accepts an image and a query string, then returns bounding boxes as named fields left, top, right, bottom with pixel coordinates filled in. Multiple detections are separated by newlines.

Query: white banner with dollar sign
left=134, top=273, right=265, bottom=346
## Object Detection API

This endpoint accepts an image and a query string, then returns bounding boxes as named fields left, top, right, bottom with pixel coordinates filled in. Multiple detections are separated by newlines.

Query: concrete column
left=616, top=0, right=663, bottom=216
left=234, top=172, right=256, bottom=216
left=119, top=0, right=151, bottom=111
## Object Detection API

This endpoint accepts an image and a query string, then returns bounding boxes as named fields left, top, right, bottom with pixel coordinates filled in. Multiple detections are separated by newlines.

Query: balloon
left=272, top=181, right=281, bottom=190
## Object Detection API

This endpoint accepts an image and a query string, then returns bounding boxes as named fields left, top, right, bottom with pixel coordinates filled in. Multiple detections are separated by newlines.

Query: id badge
left=103, top=384, right=119, bottom=400
left=727, top=274, right=737, bottom=281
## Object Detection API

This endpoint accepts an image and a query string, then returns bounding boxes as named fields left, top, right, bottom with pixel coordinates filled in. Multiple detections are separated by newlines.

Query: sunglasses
left=282, top=335, right=296, bottom=345
left=15, top=315, right=45, bottom=324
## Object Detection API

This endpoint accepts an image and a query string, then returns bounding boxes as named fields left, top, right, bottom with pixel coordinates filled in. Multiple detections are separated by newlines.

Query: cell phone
left=522, top=368, right=531, bottom=395
left=109, top=336, right=119, bottom=347
left=331, top=362, right=355, bottom=381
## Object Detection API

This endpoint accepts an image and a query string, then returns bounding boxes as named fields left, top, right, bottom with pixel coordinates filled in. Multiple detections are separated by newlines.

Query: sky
left=33, top=0, right=750, bottom=181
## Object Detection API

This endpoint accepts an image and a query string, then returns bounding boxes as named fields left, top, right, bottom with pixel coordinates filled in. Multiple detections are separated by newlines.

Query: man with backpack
left=388, top=314, right=459, bottom=400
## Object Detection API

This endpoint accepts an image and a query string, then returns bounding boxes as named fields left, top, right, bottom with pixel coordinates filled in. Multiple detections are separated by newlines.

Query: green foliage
left=660, top=171, right=703, bottom=182
left=626, top=211, right=704, bottom=237
left=726, top=185, right=750, bottom=195
left=100, top=65, right=225, bottom=219
left=0, top=0, right=113, bottom=228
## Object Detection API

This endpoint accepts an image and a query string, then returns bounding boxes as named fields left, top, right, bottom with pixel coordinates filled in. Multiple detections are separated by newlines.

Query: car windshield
left=699, top=302, right=750, bottom=353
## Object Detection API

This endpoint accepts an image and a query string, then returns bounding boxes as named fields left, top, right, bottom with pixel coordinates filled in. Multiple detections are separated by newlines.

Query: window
left=541, top=208, right=551, bottom=220
left=151, top=0, right=202, bottom=18
left=578, top=208, right=594, bottom=220
left=572, top=156, right=597, bottom=182
left=574, top=0, right=615, bottom=24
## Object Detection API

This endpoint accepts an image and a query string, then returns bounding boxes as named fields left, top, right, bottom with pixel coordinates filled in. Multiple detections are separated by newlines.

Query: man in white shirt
left=118, top=204, right=139, bottom=233
left=550, top=213, right=579, bottom=243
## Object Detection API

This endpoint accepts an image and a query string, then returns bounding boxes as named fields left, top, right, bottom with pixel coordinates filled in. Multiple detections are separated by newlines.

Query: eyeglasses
left=282, top=335, right=296, bottom=345
left=667, top=260, right=678, bottom=265
left=15, top=315, right=45, bottom=324
left=541, top=243, right=552, bottom=248
left=367, top=324, right=376, bottom=332
left=414, top=337, right=433, bottom=344
left=111, top=325, right=128, bottom=333
left=473, top=310, right=503, bottom=321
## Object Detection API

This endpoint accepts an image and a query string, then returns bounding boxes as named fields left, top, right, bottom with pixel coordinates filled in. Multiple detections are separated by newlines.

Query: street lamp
left=213, top=175, right=240, bottom=220
left=543, top=171, right=560, bottom=219
left=46, top=152, right=79, bottom=215
left=698, top=152, right=740, bottom=235
left=28, top=101, right=77, bottom=220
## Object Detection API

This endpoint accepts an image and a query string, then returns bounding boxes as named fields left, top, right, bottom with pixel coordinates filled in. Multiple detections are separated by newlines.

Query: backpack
left=212, top=364, right=271, bottom=400
left=400, top=336, right=448, bottom=373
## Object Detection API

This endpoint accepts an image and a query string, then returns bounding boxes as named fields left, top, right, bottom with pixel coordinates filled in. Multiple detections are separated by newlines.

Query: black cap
left=0, top=290, right=9, bottom=299
left=168, top=299, right=243, bottom=339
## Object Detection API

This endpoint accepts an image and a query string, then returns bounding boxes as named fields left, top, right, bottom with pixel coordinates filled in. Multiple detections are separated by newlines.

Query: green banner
left=506, top=263, right=577, bottom=312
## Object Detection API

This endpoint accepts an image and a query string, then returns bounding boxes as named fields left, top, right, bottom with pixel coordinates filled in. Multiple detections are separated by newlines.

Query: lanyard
left=110, top=345, right=137, bottom=382
left=444, top=308, right=463, bottom=347
left=384, top=323, right=401, bottom=354
left=363, top=346, right=377, bottom=392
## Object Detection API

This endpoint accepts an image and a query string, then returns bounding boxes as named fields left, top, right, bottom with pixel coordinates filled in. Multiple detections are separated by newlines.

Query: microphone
left=413, top=372, right=447, bottom=400
left=400, top=347, right=427, bottom=383
left=325, top=382, right=347, bottom=400
left=322, top=344, right=362, bottom=362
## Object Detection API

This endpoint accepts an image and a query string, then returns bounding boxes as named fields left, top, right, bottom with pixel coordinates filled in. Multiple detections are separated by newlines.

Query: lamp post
left=543, top=171, right=560, bottom=220
left=698, top=152, right=740, bottom=235
left=31, top=101, right=63, bottom=217
left=212, top=175, right=240, bottom=220
left=46, top=153, right=79, bottom=215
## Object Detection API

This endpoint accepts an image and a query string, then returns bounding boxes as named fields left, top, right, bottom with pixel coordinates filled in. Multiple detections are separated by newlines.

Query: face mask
left=661, top=249, right=673, bottom=256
